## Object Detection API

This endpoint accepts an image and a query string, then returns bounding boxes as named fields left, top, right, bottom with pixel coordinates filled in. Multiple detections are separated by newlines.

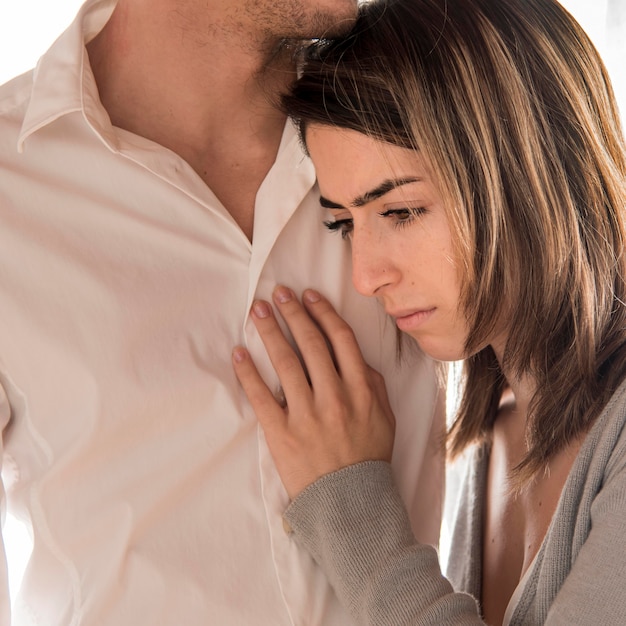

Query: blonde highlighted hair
left=284, top=0, right=626, bottom=481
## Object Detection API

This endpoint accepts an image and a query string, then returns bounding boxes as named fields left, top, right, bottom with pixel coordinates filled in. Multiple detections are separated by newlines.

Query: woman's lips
left=391, top=308, right=436, bottom=332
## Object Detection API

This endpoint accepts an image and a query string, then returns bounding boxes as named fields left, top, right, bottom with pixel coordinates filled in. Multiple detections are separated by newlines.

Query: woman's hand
left=232, top=286, right=396, bottom=500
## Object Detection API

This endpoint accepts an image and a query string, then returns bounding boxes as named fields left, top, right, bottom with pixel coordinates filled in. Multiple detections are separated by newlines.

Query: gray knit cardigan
left=284, top=380, right=626, bottom=625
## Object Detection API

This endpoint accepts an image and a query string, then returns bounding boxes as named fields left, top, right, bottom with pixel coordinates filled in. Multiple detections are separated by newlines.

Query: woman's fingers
left=299, top=289, right=370, bottom=386
left=269, top=286, right=342, bottom=391
left=248, top=298, right=313, bottom=403
left=232, top=346, right=287, bottom=434
left=233, top=287, right=397, bottom=500
left=232, top=346, right=309, bottom=493
left=268, top=286, right=371, bottom=393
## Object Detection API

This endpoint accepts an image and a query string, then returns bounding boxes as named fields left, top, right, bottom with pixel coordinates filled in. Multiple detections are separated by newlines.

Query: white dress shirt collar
left=20, top=0, right=124, bottom=152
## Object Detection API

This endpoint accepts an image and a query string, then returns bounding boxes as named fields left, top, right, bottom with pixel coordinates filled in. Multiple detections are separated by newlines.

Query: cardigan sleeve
left=283, top=461, right=484, bottom=626
left=539, top=407, right=626, bottom=625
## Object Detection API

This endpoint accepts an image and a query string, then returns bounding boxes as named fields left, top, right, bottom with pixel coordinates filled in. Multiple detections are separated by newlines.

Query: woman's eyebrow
left=319, top=177, right=422, bottom=209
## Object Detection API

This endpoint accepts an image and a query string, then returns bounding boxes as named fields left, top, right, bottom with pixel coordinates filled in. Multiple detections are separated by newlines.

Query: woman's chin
left=407, top=334, right=465, bottom=363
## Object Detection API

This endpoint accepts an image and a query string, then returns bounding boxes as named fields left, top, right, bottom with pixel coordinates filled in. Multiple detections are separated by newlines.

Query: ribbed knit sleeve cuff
left=283, top=461, right=481, bottom=625
left=284, top=460, right=413, bottom=559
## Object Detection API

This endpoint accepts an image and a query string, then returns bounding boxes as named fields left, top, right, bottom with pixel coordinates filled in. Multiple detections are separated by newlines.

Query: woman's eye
left=379, top=207, right=425, bottom=227
left=324, top=207, right=425, bottom=239
left=324, top=219, right=353, bottom=240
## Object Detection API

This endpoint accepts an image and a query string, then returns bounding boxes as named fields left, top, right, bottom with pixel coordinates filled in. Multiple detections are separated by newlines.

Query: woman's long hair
left=283, top=0, right=626, bottom=482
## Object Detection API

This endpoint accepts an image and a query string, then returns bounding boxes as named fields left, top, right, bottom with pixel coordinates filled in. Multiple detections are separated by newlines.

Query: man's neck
left=87, top=0, right=298, bottom=239
left=87, top=0, right=294, bottom=157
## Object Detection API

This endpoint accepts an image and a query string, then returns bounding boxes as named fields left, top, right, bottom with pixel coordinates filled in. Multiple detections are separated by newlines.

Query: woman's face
left=306, top=125, right=471, bottom=362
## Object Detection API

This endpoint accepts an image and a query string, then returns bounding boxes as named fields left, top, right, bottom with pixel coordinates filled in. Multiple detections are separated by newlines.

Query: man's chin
left=321, top=17, right=357, bottom=39
left=303, top=4, right=358, bottom=40
left=273, top=4, right=357, bottom=55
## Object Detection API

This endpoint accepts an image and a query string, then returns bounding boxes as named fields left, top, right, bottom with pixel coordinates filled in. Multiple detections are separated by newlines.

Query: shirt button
left=282, top=517, right=293, bottom=534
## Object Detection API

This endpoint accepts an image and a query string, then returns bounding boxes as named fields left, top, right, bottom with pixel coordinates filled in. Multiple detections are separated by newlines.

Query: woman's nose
left=350, top=228, right=398, bottom=297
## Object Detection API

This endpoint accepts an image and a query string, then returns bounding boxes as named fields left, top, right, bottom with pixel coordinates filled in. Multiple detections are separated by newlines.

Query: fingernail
left=304, top=289, right=321, bottom=303
left=274, top=286, right=293, bottom=304
left=232, top=347, right=247, bottom=363
left=252, top=301, right=271, bottom=318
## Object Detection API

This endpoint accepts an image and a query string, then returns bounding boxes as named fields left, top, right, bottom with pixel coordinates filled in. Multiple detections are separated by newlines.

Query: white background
left=0, top=0, right=625, bottom=605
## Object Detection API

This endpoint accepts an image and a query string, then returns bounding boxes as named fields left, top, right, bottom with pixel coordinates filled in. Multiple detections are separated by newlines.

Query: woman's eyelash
left=324, top=219, right=353, bottom=240
left=324, top=207, right=425, bottom=240
left=378, top=207, right=426, bottom=221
